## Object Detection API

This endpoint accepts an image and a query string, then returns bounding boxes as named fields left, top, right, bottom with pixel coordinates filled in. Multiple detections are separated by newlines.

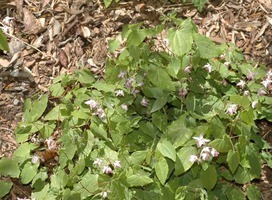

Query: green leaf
left=227, top=150, right=240, bottom=174
left=240, top=109, right=254, bottom=124
left=103, top=0, right=113, bottom=8
left=148, top=66, right=175, bottom=91
left=0, top=29, right=9, bottom=51
left=21, top=162, right=39, bottom=184
left=72, top=109, right=90, bottom=119
left=246, top=185, right=261, bottom=200
left=108, top=39, right=121, bottom=53
left=50, top=83, right=65, bottom=97
left=175, top=146, right=197, bottom=176
left=167, top=28, right=193, bottom=56
left=209, top=135, right=232, bottom=153
left=44, top=105, right=64, bottom=121
left=127, top=29, right=149, bottom=47
left=73, top=173, right=98, bottom=198
left=156, top=139, right=176, bottom=162
left=226, top=187, right=245, bottom=200
left=229, top=95, right=250, bottom=108
left=75, top=69, right=95, bottom=84
left=155, top=157, right=169, bottom=185
left=0, top=180, right=12, bottom=198
left=92, top=81, right=115, bottom=92
left=193, top=33, right=221, bottom=58
left=126, top=174, right=153, bottom=187
left=200, top=165, right=217, bottom=190
left=151, top=97, right=167, bottom=113
left=0, top=158, right=20, bottom=178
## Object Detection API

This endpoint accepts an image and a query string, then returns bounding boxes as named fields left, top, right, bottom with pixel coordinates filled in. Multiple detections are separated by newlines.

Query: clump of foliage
left=0, top=17, right=272, bottom=199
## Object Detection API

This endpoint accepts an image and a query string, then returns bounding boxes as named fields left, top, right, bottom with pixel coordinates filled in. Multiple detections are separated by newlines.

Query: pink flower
left=246, top=69, right=256, bottom=80
left=179, top=88, right=187, bottom=97
left=243, top=90, right=250, bottom=96
left=261, top=79, right=272, bottom=88
left=193, top=134, right=210, bottom=148
left=118, top=71, right=126, bottom=79
left=189, top=155, right=200, bottom=163
left=32, top=155, right=40, bottom=164
left=85, top=99, right=98, bottom=110
left=210, top=148, right=219, bottom=157
left=113, top=160, right=121, bottom=168
left=141, top=97, right=149, bottom=107
left=200, top=152, right=211, bottom=161
left=125, top=78, right=134, bottom=89
left=121, top=104, right=128, bottom=111
left=226, top=104, right=238, bottom=115
left=94, top=158, right=103, bottom=166
left=102, top=166, right=113, bottom=174
left=258, top=88, right=267, bottom=96
left=97, top=108, right=106, bottom=119
left=237, top=80, right=246, bottom=89
left=184, top=66, right=192, bottom=74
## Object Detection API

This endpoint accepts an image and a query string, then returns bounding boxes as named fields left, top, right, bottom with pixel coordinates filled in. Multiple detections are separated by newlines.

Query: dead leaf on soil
left=23, top=8, right=42, bottom=34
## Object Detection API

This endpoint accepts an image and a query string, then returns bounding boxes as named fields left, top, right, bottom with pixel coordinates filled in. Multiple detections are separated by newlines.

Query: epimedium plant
left=0, top=18, right=272, bottom=199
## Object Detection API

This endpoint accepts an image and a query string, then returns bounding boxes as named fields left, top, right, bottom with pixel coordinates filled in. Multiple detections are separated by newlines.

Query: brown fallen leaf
left=58, top=49, right=68, bottom=68
left=23, top=8, right=42, bottom=34
left=0, top=58, right=10, bottom=68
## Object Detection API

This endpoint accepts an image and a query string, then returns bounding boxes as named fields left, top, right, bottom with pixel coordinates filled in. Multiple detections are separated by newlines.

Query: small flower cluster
left=118, top=70, right=148, bottom=107
left=85, top=99, right=106, bottom=119
left=93, top=158, right=121, bottom=175
left=189, top=134, right=219, bottom=164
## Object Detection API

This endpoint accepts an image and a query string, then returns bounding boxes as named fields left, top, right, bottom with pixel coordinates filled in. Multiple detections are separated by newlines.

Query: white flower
left=220, top=54, right=226, bottom=60
left=258, top=88, right=267, bottom=96
left=121, top=104, right=128, bottom=111
left=189, top=155, right=200, bottom=163
left=193, top=134, right=210, bottom=148
left=113, top=160, right=121, bottom=168
left=203, top=63, right=212, bottom=73
left=85, top=99, right=98, bottom=110
left=101, top=191, right=108, bottom=198
left=118, top=71, right=126, bottom=79
left=267, top=69, right=272, bottom=78
left=32, top=155, right=40, bottom=164
left=210, top=148, right=219, bottom=157
left=97, top=108, right=106, bottom=119
left=125, top=78, right=134, bottom=88
left=243, top=90, right=250, bottom=96
left=224, top=61, right=230, bottom=67
left=115, top=90, right=124, bottom=97
left=131, top=89, right=140, bottom=97
left=201, top=146, right=211, bottom=154
left=226, top=104, right=238, bottom=115
left=94, top=158, right=103, bottom=166
left=237, top=80, right=246, bottom=89
left=140, top=97, right=149, bottom=107
left=137, top=81, right=144, bottom=87
left=102, top=166, right=113, bottom=174
left=261, top=79, right=272, bottom=88
left=179, top=88, right=187, bottom=97
left=184, top=66, right=192, bottom=74
left=200, top=151, right=211, bottom=161
left=251, top=101, right=258, bottom=109
left=246, top=69, right=256, bottom=80
left=45, top=137, right=56, bottom=150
